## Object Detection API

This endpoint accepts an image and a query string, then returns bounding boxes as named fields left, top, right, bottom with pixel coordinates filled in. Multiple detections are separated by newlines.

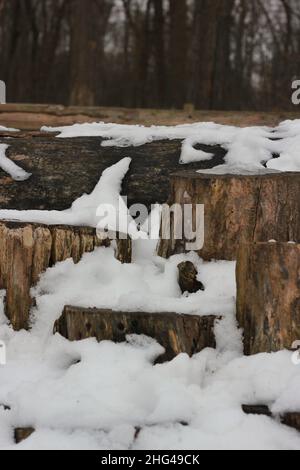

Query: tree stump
left=55, top=306, right=219, bottom=363
left=236, top=242, right=300, bottom=355
left=158, top=172, right=300, bottom=261
left=0, top=221, right=116, bottom=331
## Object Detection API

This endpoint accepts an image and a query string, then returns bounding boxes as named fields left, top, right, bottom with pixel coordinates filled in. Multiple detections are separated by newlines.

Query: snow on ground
left=0, top=240, right=300, bottom=450
left=43, top=119, right=300, bottom=173
left=0, top=144, right=31, bottom=181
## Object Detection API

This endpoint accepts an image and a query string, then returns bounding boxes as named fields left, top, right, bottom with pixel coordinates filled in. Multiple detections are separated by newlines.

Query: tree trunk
left=187, top=0, right=223, bottom=109
left=168, top=0, right=187, bottom=108
left=0, top=221, right=114, bottom=331
left=236, top=242, right=300, bottom=355
left=55, top=306, right=219, bottom=363
left=158, top=172, right=300, bottom=261
left=69, top=0, right=112, bottom=106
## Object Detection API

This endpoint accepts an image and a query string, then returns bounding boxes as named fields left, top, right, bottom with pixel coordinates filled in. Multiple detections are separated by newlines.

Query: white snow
left=0, top=126, right=300, bottom=449
left=0, top=237, right=299, bottom=450
left=43, top=119, right=300, bottom=173
left=0, top=144, right=31, bottom=181
left=0, top=125, right=19, bottom=133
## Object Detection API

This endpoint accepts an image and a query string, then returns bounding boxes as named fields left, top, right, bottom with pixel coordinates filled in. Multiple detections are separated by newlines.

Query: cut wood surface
left=158, top=172, right=300, bottom=261
left=236, top=242, right=300, bottom=355
left=0, top=221, right=113, bottom=331
left=0, top=132, right=225, bottom=212
left=55, top=306, right=219, bottom=363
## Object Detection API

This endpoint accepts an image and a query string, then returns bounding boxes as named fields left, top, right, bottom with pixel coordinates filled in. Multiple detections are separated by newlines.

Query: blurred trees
left=0, top=0, right=299, bottom=110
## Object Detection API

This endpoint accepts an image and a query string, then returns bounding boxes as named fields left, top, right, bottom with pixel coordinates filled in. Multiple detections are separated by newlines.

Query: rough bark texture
left=0, top=221, right=113, bottom=331
left=55, top=306, right=219, bottom=363
left=0, top=132, right=225, bottom=212
left=158, top=172, right=300, bottom=261
left=14, top=428, right=35, bottom=444
left=236, top=242, right=300, bottom=355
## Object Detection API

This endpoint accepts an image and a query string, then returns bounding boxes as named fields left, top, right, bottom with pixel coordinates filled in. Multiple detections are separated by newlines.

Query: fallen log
left=0, top=132, right=225, bottom=212
left=0, top=221, right=119, bottom=331
left=158, top=171, right=300, bottom=261
left=54, top=306, right=219, bottom=363
left=236, top=242, right=300, bottom=355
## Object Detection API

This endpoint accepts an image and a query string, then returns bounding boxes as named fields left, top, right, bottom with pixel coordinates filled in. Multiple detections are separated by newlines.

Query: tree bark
left=55, top=306, right=219, bottom=363
left=158, top=172, right=300, bottom=261
left=236, top=242, right=300, bottom=355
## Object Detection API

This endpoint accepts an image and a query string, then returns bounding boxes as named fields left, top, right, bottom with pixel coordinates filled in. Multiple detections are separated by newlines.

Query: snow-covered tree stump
left=55, top=306, right=219, bottom=363
left=236, top=242, right=300, bottom=355
left=158, top=172, right=300, bottom=261
left=0, top=222, right=130, bottom=331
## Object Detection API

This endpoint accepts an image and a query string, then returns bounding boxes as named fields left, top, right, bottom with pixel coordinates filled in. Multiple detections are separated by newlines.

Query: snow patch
left=0, top=144, right=31, bottom=181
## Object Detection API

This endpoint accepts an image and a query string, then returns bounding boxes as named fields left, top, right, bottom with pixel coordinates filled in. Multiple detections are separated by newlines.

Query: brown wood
left=281, top=413, right=300, bottom=432
left=158, top=172, right=300, bottom=261
left=55, top=306, right=219, bottom=363
left=0, top=221, right=112, bottom=331
left=177, top=261, right=204, bottom=294
left=14, top=427, right=35, bottom=444
left=236, top=242, right=300, bottom=355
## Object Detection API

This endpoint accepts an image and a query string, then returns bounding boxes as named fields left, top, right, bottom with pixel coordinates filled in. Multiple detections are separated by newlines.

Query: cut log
left=158, top=172, right=300, bottom=261
left=14, top=427, right=35, bottom=444
left=0, top=132, right=225, bottom=213
left=55, top=306, right=219, bottom=363
left=0, top=221, right=114, bottom=331
left=236, top=242, right=300, bottom=355
left=242, top=405, right=300, bottom=433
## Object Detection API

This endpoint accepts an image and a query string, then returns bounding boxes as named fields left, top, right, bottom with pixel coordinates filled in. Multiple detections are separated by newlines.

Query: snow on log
left=0, top=222, right=131, bottom=331
left=236, top=242, right=300, bottom=355
left=54, top=306, right=219, bottom=363
left=158, top=172, right=300, bottom=261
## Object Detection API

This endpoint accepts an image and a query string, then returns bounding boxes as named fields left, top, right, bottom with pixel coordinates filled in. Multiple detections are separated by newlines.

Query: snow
left=0, top=144, right=31, bottom=181
left=43, top=119, right=300, bottom=173
left=0, top=236, right=299, bottom=450
left=0, top=125, right=19, bottom=133
left=0, top=127, right=300, bottom=449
